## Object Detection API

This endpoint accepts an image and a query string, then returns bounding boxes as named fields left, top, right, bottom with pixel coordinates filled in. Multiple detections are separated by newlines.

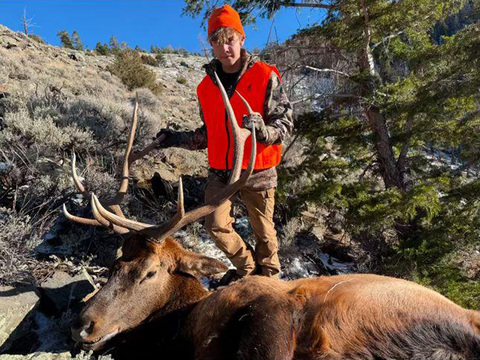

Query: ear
left=178, top=252, right=229, bottom=278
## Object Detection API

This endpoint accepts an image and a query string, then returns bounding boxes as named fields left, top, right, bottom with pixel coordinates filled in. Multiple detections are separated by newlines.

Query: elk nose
left=71, top=317, right=95, bottom=342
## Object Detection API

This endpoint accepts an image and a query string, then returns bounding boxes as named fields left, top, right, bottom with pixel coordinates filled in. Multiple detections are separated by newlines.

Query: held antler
left=85, top=72, right=257, bottom=242
left=63, top=98, right=145, bottom=234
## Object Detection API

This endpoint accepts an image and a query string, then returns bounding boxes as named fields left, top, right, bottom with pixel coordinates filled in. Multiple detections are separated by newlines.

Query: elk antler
left=63, top=97, right=142, bottom=233
left=88, top=72, right=257, bottom=242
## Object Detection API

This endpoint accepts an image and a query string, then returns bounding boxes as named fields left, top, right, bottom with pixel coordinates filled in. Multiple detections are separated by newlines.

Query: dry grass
left=0, top=208, right=41, bottom=284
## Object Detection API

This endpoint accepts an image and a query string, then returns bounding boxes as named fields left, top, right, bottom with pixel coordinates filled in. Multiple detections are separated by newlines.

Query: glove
left=154, top=128, right=177, bottom=148
left=242, top=112, right=268, bottom=142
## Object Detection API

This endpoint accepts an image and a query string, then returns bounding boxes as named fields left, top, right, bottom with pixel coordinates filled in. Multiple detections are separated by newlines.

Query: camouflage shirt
left=168, top=50, right=293, bottom=191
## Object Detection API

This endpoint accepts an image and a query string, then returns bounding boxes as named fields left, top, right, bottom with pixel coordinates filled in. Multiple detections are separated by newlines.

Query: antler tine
left=91, top=194, right=130, bottom=234
left=213, top=71, right=251, bottom=185
left=92, top=193, right=154, bottom=232
left=72, top=152, right=87, bottom=195
left=235, top=90, right=254, bottom=115
left=104, top=96, right=140, bottom=218
left=65, top=158, right=105, bottom=227
left=175, top=177, right=185, bottom=219
left=62, top=204, right=102, bottom=227
left=114, top=96, right=139, bottom=201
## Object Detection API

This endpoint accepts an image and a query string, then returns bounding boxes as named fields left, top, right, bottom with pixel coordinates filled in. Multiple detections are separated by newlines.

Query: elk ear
left=177, top=253, right=229, bottom=278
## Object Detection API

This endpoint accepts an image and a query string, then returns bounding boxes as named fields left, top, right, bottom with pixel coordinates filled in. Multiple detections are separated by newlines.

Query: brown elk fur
left=72, top=237, right=480, bottom=360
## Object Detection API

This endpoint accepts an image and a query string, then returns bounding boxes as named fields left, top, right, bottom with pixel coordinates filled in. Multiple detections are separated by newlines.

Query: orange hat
left=208, top=4, right=245, bottom=39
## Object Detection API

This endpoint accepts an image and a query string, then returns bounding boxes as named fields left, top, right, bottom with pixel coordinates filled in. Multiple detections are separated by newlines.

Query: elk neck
left=155, top=272, right=211, bottom=319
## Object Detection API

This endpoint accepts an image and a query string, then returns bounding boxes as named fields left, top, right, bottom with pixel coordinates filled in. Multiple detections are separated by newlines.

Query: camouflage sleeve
left=170, top=124, right=207, bottom=150
left=262, top=72, right=294, bottom=146
left=164, top=104, right=207, bottom=150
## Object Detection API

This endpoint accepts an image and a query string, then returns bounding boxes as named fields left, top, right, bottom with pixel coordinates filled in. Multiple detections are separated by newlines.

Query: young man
left=156, top=4, right=293, bottom=286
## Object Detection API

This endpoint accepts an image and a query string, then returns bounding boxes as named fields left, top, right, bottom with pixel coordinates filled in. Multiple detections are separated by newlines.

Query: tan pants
left=205, top=178, right=280, bottom=277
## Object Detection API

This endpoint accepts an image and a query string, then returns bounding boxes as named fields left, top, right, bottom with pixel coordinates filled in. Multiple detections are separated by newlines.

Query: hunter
left=156, top=4, right=293, bottom=286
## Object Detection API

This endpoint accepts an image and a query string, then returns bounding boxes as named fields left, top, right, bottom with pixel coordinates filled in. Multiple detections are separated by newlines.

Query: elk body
left=64, top=78, right=479, bottom=360
left=71, top=237, right=480, bottom=360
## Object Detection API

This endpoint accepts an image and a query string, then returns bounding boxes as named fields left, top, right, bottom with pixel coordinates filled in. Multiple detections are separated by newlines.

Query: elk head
left=71, top=236, right=228, bottom=350
left=65, top=74, right=257, bottom=350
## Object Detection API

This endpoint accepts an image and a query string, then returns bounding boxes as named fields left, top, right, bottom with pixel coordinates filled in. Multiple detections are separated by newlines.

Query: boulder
left=0, top=285, right=39, bottom=350
left=38, top=271, right=96, bottom=317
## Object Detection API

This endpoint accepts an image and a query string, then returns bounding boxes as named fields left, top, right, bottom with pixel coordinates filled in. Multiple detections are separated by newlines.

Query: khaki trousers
left=204, top=178, right=280, bottom=277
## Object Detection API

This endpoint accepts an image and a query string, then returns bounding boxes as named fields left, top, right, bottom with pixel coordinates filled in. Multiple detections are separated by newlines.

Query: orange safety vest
left=197, top=62, right=283, bottom=170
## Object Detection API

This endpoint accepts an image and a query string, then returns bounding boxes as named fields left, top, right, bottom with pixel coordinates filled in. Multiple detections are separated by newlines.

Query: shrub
left=29, top=34, right=45, bottom=44
left=176, top=76, right=187, bottom=85
left=108, top=49, right=162, bottom=95
left=141, top=54, right=160, bottom=67
left=180, top=61, right=189, bottom=68
left=155, top=53, right=166, bottom=66
left=3, top=108, right=96, bottom=152
left=0, top=208, right=40, bottom=285
left=134, top=88, right=159, bottom=110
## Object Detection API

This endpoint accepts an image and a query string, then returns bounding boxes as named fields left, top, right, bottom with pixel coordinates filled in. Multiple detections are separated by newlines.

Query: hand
left=242, top=112, right=268, bottom=142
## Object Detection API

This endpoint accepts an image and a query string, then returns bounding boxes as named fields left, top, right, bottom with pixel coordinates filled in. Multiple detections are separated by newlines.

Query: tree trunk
left=365, top=106, right=405, bottom=189
left=359, top=0, right=405, bottom=190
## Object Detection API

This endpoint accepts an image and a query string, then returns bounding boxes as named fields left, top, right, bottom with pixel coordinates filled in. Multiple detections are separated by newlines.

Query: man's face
left=210, top=32, right=245, bottom=72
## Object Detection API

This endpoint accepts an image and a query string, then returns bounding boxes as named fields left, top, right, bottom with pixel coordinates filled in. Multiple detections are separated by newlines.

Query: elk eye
left=145, top=271, right=157, bottom=279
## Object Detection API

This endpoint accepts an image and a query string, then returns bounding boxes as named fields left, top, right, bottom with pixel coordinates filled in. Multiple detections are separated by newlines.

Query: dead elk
left=64, top=89, right=479, bottom=360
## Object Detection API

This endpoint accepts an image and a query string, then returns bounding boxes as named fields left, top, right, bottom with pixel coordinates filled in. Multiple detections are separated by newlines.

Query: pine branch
left=277, top=1, right=337, bottom=10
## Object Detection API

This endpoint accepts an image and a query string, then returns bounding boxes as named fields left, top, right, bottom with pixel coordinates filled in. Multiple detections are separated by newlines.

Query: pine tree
left=109, top=36, right=120, bottom=54
left=71, top=30, right=84, bottom=51
left=94, top=42, right=109, bottom=55
left=296, top=0, right=479, bottom=306
left=57, top=30, right=73, bottom=49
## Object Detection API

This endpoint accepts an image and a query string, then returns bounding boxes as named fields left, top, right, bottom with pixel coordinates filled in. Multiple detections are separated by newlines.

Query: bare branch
left=372, top=31, right=404, bottom=50
left=305, top=65, right=350, bottom=77
left=22, top=8, right=35, bottom=36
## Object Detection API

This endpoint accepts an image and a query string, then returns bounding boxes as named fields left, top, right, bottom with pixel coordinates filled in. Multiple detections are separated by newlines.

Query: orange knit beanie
left=208, top=4, right=245, bottom=39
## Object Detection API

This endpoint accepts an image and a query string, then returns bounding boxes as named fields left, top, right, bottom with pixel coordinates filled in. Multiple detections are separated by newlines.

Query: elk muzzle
left=71, top=310, right=119, bottom=350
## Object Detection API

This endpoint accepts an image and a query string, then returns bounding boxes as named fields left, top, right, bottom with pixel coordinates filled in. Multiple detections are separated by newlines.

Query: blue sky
left=0, top=1, right=327, bottom=52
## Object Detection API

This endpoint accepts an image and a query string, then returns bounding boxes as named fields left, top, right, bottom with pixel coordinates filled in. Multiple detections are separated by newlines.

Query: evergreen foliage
left=57, top=30, right=84, bottom=50
left=109, top=36, right=121, bottom=54
left=56, top=30, right=73, bottom=49
left=293, top=0, right=479, bottom=307
left=94, top=41, right=110, bottom=55
left=71, top=30, right=84, bottom=51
